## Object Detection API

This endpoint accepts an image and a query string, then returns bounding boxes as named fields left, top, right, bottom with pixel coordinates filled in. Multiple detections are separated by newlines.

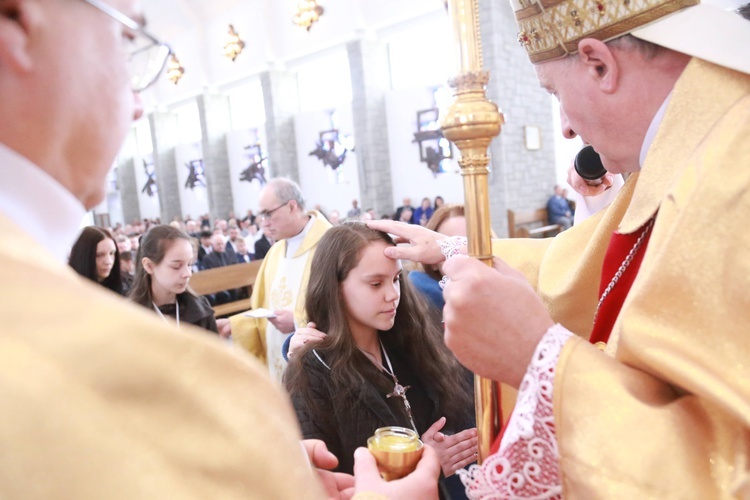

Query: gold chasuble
left=493, top=59, right=750, bottom=498
left=230, top=211, right=331, bottom=378
left=0, top=216, right=325, bottom=499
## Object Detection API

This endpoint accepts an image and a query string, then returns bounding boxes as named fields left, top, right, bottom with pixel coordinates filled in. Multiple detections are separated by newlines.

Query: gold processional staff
left=440, top=0, right=505, bottom=463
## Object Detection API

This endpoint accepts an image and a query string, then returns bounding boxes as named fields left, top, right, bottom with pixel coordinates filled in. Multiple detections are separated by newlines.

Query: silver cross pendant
left=387, top=380, right=411, bottom=400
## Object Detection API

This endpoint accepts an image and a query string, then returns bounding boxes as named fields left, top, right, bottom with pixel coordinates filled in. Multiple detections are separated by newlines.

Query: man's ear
left=0, top=0, right=35, bottom=73
left=577, top=38, right=619, bottom=94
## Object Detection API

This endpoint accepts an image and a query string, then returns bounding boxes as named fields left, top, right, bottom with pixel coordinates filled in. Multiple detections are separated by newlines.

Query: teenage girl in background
left=129, top=225, right=217, bottom=334
left=69, top=226, right=124, bottom=295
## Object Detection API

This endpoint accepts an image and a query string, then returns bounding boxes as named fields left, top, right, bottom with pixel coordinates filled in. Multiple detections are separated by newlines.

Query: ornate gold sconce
left=413, top=108, right=454, bottom=176
left=293, top=0, right=324, bottom=31
left=166, top=54, right=185, bottom=85
left=223, top=24, right=245, bottom=61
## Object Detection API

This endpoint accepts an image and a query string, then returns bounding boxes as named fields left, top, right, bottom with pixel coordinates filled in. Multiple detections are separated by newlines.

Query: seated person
left=119, top=249, right=135, bottom=295
left=201, top=233, right=238, bottom=305
left=412, top=197, right=434, bottom=227
left=546, top=184, right=573, bottom=230
left=235, top=238, right=254, bottom=263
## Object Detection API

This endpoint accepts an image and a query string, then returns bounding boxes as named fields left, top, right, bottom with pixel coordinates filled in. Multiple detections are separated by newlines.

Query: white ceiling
left=140, top=0, right=448, bottom=107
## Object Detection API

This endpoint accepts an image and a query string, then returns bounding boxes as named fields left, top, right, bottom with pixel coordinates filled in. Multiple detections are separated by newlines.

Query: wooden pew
left=507, top=209, right=561, bottom=238
left=189, top=260, right=263, bottom=317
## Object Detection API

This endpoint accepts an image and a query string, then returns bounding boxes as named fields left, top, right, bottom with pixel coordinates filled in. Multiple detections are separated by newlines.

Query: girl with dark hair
left=69, top=226, right=124, bottom=295
left=284, top=222, right=476, bottom=486
left=129, top=225, right=218, bottom=334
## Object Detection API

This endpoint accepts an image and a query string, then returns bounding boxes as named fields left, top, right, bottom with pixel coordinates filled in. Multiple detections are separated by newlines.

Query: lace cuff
left=437, top=236, right=468, bottom=289
left=458, top=324, right=573, bottom=499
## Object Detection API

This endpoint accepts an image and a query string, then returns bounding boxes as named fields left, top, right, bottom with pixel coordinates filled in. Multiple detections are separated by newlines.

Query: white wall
left=227, top=127, right=268, bottom=216
left=294, top=106, right=360, bottom=215
left=385, top=87, right=464, bottom=208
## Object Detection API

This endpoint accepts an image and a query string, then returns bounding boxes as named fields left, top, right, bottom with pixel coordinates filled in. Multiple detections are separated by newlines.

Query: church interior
left=96, top=0, right=583, bottom=237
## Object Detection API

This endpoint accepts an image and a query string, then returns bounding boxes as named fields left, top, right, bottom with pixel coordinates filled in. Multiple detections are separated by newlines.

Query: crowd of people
left=2, top=0, right=749, bottom=498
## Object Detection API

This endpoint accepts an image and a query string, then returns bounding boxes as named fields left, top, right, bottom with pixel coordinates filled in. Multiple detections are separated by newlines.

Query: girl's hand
left=288, top=322, right=327, bottom=359
left=421, top=417, right=478, bottom=477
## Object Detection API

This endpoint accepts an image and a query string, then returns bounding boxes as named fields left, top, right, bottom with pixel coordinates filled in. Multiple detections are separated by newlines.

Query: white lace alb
left=458, top=324, right=573, bottom=499
left=437, top=236, right=468, bottom=289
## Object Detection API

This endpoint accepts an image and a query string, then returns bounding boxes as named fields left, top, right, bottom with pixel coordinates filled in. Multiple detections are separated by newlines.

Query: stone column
left=347, top=38, right=394, bottom=217
left=197, top=93, right=234, bottom=219
left=479, top=0, right=557, bottom=237
left=149, top=112, right=181, bottom=222
left=117, top=157, right=141, bottom=225
left=260, top=70, right=300, bottom=182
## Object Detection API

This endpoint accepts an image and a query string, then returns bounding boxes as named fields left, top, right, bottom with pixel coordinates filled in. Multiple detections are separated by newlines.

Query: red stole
left=489, top=219, right=654, bottom=455
left=589, top=219, right=654, bottom=345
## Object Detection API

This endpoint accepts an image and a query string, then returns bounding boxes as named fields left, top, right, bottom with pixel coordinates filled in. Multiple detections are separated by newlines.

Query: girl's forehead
left=163, top=239, right=193, bottom=255
left=353, top=241, right=401, bottom=273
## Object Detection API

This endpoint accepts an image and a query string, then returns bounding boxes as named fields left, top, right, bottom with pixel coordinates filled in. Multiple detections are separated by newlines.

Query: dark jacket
left=254, top=235, right=272, bottom=260
left=289, top=336, right=474, bottom=475
left=156, top=292, right=218, bottom=334
left=202, top=250, right=233, bottom=270
left=235, top=252, right=254, bottom=264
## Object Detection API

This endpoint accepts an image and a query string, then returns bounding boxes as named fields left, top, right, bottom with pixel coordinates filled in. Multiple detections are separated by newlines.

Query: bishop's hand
left=442, top=255, right=553, bottom=388
left=365, top=220, right=447, bottom=265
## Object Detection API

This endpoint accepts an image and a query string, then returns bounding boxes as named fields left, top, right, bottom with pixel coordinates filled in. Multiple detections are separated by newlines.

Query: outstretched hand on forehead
left=365, top=220, right=448, bottom=264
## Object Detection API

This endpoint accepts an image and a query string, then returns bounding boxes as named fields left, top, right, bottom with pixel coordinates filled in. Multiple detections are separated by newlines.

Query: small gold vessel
left=366, top=426, right=424, bottom=481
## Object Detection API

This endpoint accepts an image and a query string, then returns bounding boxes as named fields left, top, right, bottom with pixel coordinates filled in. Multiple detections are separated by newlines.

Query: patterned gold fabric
left=512, top=0, right=697, bottom=62
left=494, top=58, right=750, bottom=497
left=0, top=216, right=325, bottom=499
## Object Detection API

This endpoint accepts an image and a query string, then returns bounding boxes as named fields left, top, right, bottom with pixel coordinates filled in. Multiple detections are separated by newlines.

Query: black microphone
left=574, top=145, right=607, bottom=184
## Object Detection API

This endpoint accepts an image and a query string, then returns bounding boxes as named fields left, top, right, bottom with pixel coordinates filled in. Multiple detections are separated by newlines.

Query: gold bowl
left=366, top=426, right=424, bottom=481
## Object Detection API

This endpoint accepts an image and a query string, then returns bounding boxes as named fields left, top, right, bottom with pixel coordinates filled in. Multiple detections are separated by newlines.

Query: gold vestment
left=494, top=59, right=750, bottom=498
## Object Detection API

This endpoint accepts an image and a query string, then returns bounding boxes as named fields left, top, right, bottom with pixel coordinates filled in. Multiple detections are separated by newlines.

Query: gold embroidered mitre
left=512, top=0, right=698, bottom=63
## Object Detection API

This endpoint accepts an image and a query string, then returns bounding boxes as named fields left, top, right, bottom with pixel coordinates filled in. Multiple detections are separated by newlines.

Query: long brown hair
left=129, top=225, right=196, bottom=307
left=284, top=222, right=471, bottom=425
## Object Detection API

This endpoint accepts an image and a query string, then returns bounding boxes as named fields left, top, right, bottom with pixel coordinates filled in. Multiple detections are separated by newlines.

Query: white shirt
left=284, top=215, right=316, bottom=258
left=0, top=143, right=86, bottom=262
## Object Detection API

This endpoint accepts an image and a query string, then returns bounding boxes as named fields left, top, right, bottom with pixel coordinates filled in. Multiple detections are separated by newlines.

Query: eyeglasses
left=258, top=200, right=291, bottom=220
left=80, top=0, right=172, bottom=92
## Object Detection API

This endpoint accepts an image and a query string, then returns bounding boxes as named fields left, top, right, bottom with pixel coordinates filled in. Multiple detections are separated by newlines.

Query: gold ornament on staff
left=440, top=0, right=504, bottom=464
